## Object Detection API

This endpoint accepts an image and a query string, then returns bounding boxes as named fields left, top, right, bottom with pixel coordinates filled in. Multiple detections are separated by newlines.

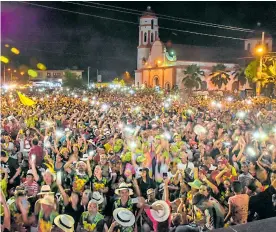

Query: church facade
left=135, top=7, right=273, bottom=91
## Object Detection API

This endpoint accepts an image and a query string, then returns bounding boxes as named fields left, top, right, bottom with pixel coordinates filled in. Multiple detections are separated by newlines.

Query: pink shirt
left=144, top=200, right=171, bottom=231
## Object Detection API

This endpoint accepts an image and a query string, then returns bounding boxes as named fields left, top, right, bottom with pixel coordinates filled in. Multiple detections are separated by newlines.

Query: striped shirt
left=21, top=181, right=39, bottom=197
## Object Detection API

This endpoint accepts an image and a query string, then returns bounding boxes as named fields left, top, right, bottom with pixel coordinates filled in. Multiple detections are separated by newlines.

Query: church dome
left=141, top=6, right=156, bottom=18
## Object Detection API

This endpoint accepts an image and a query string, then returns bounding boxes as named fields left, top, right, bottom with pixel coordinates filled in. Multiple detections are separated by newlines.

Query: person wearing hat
left=52, top=214, right=75, bottom=232
left=109, top=208, right=135, bottom=232
left=57, top=181, right=85, bottom=230
left=78, top=199, right=107, bottom=232
left=38, top=195, right=58, bottom=232
left=34, top=185, right=55, bottom=216
left=113, top=182, right=143, bottom=215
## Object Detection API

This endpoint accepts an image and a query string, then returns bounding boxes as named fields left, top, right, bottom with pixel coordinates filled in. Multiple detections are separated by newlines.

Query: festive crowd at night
left=1, top=86, right=276, bottom=232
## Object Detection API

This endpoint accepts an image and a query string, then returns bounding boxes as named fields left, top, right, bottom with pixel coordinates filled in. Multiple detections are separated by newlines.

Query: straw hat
left=37, top=185, right=54, bottom=196
left=150, top=200, right=170, bottom=222
left=113, top=208, right=135, bottom=227
left=40, top=195, right=55, bottom=206
left=54, top=214, right=75, bottom=232
left=91, top=191, right=104, bottom=204
left=115, top=182, right=133, bottom=195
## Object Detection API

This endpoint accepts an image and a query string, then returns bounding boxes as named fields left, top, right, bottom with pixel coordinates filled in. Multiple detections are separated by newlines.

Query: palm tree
left=232, top=65, right=247, bottom=90
left=182, top=64, right=204, bottom=92
left=209, top=64, right=231, bottom=89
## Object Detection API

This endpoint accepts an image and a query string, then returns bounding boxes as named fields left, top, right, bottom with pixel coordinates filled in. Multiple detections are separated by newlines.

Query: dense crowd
left=1, top=87, right=276, bottom=232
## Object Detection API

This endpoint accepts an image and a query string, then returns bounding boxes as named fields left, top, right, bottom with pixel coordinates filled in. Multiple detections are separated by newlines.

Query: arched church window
left=144, top=32, right=147, bottom=43
left=151, top=19, right=154, bottom=29
left=247, top=43, right=251, bottom=51
left=151, top=33, right=154, bottom=43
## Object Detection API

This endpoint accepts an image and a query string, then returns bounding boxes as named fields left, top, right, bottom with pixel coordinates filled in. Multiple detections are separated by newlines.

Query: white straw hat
left=113, top=208, right=135, bottom=227
left=150, top=200, right=170, bottom=222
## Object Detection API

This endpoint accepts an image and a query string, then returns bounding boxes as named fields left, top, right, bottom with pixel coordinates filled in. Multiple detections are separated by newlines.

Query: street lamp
left=255, top=32, right=265, bottom=96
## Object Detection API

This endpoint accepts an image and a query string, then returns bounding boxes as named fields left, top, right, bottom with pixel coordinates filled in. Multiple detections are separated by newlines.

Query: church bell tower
left=137, top=6, right=159, bottom=70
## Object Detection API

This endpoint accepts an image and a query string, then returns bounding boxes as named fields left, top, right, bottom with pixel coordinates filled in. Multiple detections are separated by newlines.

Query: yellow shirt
left=0, top=178, right=8, bottom=198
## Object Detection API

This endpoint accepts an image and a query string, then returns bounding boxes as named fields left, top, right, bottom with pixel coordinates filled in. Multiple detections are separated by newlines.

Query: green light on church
left=170, top=51, right=174, bottom=55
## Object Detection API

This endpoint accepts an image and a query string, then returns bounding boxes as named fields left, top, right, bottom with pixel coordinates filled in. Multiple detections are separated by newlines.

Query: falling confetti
left=1, top=56, right=9, bottom=64
left=37, top=63, right=46, bottom=70
left=28, top=69, right=38, bottom=78
left=11, top=47, right=20, bottom=55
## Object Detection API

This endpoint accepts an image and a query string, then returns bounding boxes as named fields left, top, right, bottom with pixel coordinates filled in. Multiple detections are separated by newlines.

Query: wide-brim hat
left=150, top=200, right=170, bottom=222
left=115, top=182, right=133, bottom=195
left=113, top=208, right=135, bottom=227
left=188, top=179, right=203, bottom=190
left=91, top=191, right=104, bottom=204
left=54, top=214, right=75, bottom=232
left=37, top=185, right=54, bottom=196
left=40, top=195, right=55, bottom=206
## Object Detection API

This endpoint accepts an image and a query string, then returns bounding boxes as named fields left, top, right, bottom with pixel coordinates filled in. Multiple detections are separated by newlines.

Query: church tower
left=137, top=6, right=159, bottom=69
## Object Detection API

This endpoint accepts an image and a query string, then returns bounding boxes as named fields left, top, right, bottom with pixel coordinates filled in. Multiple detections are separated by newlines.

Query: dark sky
left=1, top=1, right=276, bottom=81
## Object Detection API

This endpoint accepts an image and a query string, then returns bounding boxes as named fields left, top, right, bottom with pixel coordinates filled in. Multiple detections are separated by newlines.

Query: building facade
left=135, top=7, right=273, bottom=91
left=34, top=69, right=84, bottom=81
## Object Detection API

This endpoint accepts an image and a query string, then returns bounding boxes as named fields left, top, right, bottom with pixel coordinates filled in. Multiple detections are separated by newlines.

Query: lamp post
left=256, top=32, right=265, bottom=96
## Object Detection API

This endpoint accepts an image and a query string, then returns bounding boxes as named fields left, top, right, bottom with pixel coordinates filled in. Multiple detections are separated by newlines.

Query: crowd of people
left=1, top=86, right=276, bottom=232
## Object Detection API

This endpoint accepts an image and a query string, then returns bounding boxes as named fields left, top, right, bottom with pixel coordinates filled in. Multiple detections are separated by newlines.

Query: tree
left=182, top=64, right=204, bottom=92
left=245, top=60, right=259, bottom=83
left=232, top=65, right=247, bottom=90
left=209, top=64, right=230, bottom=89
left=63, top=71, right=85, bottom=89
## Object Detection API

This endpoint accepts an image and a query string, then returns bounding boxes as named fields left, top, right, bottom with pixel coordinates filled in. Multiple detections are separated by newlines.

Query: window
left=151, top=33, right=154, bottom=43
left=151, top=19, right=154, bottom=29
left=247, top=43, right=251, bottom=51
left=144, top=32, right=147, bottom=43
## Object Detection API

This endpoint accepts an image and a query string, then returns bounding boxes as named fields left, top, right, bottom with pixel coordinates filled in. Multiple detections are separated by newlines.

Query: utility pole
left=256, top=32, right=265, bottom=96
left=87, top=66, right=90, bottom=87
left=97, top=69, right=98, bottom=82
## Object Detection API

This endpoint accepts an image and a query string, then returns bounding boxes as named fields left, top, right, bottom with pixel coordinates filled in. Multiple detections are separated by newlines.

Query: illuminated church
left=134, top=7, right=273, bottom=91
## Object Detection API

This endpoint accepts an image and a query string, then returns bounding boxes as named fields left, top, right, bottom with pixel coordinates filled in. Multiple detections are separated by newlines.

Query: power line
left=81, top=1, right=254, bottom=33
left=19, top=1, right=247, bottom=41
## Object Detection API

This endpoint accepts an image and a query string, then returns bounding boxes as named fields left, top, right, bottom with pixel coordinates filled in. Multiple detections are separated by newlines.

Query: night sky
left=1, top=1, right=276, bottom=81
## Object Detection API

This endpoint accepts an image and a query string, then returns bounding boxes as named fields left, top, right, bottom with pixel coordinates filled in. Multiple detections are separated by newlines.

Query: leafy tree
left=232, top=65, right=247, bottom=90
left=245, top=60, right=259, bottom=83
left=209, top=64, right=230, bottom=89
left=63, top=71, right=85, bottom=89
left=182, top=64, right=204, bottom=92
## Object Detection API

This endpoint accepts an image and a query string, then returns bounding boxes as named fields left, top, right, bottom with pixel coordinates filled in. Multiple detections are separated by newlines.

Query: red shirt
left=28, top=145, right=44, bottom=167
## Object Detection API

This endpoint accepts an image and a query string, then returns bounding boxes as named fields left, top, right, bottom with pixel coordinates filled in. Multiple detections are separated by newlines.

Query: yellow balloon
left=37, top=63, right=46, bottom=70
left=11, top=47, right=20, bottom=55
left=0, top=56, right=9, bottom=64
left=28, top=69, right=38, bottom=78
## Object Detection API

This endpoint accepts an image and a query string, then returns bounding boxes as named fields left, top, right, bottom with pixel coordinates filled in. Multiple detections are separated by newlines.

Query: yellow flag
left=17, top=91, right=36, bottom=106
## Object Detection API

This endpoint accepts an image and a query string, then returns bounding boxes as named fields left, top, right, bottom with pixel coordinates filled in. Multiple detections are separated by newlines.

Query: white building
left=135, top=7, right=273, bottom=91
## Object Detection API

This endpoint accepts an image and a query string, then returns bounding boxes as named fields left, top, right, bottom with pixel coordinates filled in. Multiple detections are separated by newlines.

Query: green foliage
left=244, top=60, right=259, bottom=83
left=209, top=64, right=230, bottom=89
left=63, top=71, right=85, bottom=89
left=113, top=77, right=126, bottom=86
left=182, top=64, right=204, bottom=90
